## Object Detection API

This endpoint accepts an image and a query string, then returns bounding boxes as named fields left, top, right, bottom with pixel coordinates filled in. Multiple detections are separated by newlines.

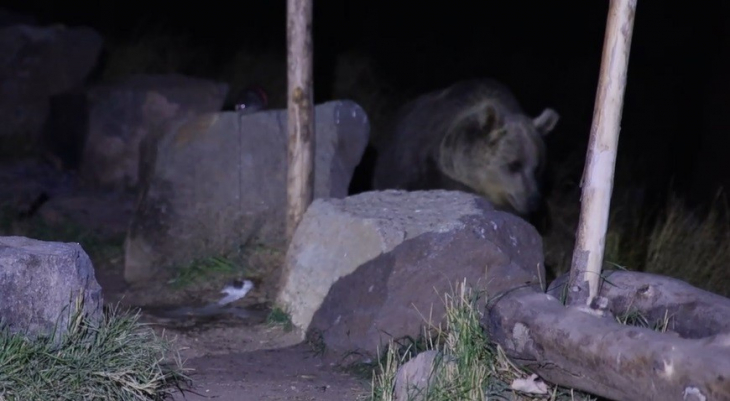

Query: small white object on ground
left=510, top=374, right=548, bottom=395
left=217, top=279, right=254, bottom=306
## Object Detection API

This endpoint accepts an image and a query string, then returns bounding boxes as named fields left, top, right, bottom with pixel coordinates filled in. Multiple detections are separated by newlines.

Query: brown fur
left=373, top=79, right=559, bottom=217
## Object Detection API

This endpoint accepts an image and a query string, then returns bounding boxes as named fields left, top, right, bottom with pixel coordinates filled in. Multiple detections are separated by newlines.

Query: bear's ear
left=481, top=105, right=507, bottom=147
left=533, top=108, right=560, bottom=136
left=482, top=104, right=502, bottom=131
left=486, top=128, right=508, bottom=148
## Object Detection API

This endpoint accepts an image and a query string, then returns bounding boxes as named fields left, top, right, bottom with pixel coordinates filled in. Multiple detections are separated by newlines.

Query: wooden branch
left=286, top=0, right=315, bottom=242
left=485, top=287, right=730, bottom=400
left=549, top=270, right=730, bottom=338
left=569, top=0, right=637, bottom=306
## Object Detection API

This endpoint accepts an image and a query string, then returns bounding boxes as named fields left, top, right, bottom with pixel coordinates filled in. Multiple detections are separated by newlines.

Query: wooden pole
left=286, top=0, right=315, bottom=242
left=569, top=0, right=637, bottom=307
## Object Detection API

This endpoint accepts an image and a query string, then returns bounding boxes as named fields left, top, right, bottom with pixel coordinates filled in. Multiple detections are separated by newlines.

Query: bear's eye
left=507, top=160, right=523, bottom=173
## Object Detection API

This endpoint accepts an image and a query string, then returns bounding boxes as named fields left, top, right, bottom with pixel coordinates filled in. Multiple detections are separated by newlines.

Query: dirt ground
left=0, top=159, right=371, bottom=401
left=109, top=271, right=371, bottom=401
left=170, top=344, right=368, bottom=401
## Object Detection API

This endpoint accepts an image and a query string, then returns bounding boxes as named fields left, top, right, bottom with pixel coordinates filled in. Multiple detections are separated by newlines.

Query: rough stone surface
left=0, top=236, right=103, bottom=340
left=124, top=100, right=370, bottom=283
left=277, top=189, right=544, bottom=354
left=0, top=24, right=102, bottom=139
left=81, top=74, right=229, bottom=189
left=394, top=350, right=453, bottom=401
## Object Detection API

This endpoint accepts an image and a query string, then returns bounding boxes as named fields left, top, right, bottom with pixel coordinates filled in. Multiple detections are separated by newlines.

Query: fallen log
left=550, top=270, right=730, bottom=339
left=484, top=272, right=730, bottom=400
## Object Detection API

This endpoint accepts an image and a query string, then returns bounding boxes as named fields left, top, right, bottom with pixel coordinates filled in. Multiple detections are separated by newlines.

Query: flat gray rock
left=124, top=100, right=370, bottom=283
left=0, top=236, right=103, bottom=341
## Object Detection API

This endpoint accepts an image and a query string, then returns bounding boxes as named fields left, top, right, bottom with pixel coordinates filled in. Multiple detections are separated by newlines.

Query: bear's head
left=439, top=103, right=559, bottom=217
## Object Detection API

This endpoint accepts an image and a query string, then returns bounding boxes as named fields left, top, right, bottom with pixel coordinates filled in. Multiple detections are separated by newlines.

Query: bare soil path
left=172, top=344, right=367, bottom=401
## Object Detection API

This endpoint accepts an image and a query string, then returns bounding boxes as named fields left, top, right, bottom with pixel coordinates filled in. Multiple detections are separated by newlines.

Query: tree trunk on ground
left=485, top=273, right=730, bottom=400
left=549, top=271, right=730, bottom=337
left=286, top=0, right=315, bottom=242
left=484, top=0, right=730, bottom=399
left=569, top=0, right=636, bottom=308
left=483, top=264, right=730, bottom=400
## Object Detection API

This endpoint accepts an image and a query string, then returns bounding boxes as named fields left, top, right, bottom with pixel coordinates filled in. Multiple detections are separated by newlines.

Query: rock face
left=124, top=100, right=370, bottom=283
left=81, top=74, right=229, bottom=190
left=394, top=350, right=453, bottom=401
left=278, top=190, right=545, bottom=357
left=0, top=236, right=103, bottom=340
left=0, top=24, right=102, bottom=139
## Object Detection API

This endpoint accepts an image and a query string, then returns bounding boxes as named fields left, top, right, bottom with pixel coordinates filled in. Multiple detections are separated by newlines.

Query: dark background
left=5, top=0, right=730, bottom=211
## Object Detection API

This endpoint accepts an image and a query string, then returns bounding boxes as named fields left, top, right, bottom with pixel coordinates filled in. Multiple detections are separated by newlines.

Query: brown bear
left=372, top=79, right=559, bottom=228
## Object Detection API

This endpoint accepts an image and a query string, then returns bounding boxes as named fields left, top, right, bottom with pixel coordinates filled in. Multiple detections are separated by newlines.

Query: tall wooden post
left=286, top=0, right=315, bottom=242
left=569, top=0, right=637, bottom=307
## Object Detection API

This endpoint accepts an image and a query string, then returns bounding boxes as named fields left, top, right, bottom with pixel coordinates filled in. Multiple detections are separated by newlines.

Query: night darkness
left=4, top=0, right=730, bottom=210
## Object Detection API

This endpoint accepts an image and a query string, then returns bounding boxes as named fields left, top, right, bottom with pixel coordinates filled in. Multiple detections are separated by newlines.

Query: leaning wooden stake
left=285, top=0, right=315, bottom=242
left=569, top=0, right=636, bottom=307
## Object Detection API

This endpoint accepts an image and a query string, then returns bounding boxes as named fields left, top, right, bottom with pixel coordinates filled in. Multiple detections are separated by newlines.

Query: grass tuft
left=368, top=341, right=406, bottom=401
left=368, top=280, right=595, bottom=401
left=266, top=306, right=294, bottom=333
left=0, top=298, right=190, bottom=400
left=615, top=308, right=670, bottom=333
left=167, top=256, right=242, bottom=289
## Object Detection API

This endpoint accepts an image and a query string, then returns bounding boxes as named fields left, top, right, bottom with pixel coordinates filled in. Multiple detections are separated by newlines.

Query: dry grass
left=641, top=194, right=730, bottom=295
left=591, top=190, right=730, bottom=297
left=542, top=147, right=730, bottom=298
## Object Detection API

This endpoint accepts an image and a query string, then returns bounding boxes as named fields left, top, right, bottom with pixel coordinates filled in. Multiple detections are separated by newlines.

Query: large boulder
left=0, top=24, right=102, bottom=140
left=278, top=189, right=545, bottom=357
left=81, top=74, right=229, bottom=190
left=124, top=100, right=370, bottom=283
left=0, top=236, right=103, bottom=340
